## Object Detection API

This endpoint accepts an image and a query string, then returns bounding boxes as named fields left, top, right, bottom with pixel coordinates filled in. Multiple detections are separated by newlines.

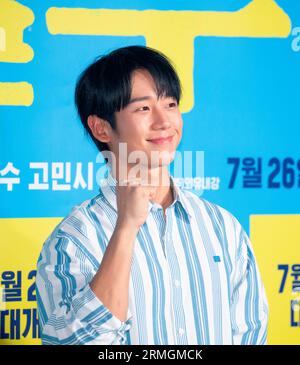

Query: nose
left=151, top=106, right=172, bottom=130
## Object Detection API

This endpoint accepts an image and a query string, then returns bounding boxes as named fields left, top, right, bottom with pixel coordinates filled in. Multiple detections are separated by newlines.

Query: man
left=36, top=45, right=268, bottom=345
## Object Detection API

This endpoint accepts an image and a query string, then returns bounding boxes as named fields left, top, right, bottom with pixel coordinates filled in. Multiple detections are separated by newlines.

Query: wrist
left=115, top=219, right=140, bottom=235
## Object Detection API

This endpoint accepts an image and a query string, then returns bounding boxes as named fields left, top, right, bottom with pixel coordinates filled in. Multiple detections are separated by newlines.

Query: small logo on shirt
left=213, top=255, right=221, bottom=263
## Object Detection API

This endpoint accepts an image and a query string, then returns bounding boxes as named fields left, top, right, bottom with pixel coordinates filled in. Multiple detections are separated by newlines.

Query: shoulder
left=52, top=194, right=102, bottom=237
left=182, top=189, right=240, bottom=226
left=39, top=193, right=106, bottom=261
left=180, top=189, right=246, bottom=247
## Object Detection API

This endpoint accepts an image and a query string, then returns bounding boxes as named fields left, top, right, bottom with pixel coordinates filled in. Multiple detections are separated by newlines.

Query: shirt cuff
left=70, top=284, right=132, bottom=334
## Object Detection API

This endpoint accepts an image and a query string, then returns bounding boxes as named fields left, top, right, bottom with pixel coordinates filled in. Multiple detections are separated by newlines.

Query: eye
left=167, top=101, right=177, bottom=108
left=136, top=105, right=150, bottom=112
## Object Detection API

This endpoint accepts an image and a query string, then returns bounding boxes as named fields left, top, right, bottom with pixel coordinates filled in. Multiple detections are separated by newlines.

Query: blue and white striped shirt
left=36, top=172, right=268, bottom=345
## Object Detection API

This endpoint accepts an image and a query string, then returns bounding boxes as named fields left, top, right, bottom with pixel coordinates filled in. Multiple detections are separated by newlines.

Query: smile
left=147, top=135, right=174, bottom=145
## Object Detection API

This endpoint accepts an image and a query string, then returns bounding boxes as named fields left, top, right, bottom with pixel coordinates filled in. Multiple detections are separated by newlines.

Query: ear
left=87, top=115, right=111, bottom=143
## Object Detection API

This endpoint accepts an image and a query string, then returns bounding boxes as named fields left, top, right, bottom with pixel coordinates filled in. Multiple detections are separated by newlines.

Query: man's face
left=108, top=69, right=183, bottom=169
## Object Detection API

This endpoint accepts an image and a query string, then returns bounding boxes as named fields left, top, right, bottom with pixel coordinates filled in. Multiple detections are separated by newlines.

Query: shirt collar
left=99, top=170, right=193, bottom=218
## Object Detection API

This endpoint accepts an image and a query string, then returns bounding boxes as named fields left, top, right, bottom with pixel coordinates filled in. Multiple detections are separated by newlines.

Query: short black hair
left=74, top=45, right=182, bottom=153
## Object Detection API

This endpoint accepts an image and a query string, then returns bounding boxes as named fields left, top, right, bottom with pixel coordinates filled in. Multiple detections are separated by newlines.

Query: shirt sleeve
left=36, top=232, right=132, bottom=345
left=230, top=219, right=269, bottom=345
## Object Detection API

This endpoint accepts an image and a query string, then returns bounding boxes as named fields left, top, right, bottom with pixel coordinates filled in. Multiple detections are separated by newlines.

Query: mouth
left=147, top=135, right=174, bottom=145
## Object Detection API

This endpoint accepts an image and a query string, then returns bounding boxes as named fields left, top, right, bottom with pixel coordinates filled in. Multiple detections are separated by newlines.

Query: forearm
left=231, top=224, right=269, bottom=345
left=36, top=230, right=135, bottom=345
left=90, top=221, right=138, bottom=322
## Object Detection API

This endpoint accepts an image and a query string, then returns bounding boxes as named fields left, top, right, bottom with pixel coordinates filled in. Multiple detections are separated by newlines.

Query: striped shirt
left=36, top=172, right=268, bottom=345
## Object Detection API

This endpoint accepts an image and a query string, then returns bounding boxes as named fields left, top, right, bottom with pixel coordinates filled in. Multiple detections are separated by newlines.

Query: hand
left=116, top=178, right=155, bottom=230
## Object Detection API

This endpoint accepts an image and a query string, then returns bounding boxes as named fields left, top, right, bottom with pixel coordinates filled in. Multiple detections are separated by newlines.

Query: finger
left=125, top=178, right=142, bottom=186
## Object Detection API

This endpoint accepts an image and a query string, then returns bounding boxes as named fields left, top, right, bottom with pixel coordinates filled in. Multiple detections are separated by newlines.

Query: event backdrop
left=0, top=0, right=299, bottom=344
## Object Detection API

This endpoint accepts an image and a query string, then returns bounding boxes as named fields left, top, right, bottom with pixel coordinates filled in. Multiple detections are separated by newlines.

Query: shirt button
left=178, top=328, right=185, bottom=336
left=174, top=280, right=181, bottom=287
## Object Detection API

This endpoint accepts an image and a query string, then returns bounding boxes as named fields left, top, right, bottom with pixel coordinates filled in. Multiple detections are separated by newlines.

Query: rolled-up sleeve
left=36, top=233, right=132, bottom=345
left=230, top=220, right=269, bottom=345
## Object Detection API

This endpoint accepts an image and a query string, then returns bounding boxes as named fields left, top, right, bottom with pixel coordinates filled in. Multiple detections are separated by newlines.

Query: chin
left=148, top=149, right=176, bottom=168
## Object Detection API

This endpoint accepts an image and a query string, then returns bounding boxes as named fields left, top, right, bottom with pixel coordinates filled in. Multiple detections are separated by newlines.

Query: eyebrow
left=128, top=95, right=176, bottom=106
left=128, top=96, right=153, bottom=105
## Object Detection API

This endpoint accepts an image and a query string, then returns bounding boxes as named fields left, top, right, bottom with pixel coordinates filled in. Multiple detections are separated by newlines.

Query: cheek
left=175, top=117, right=183, bottom=138
left=119, top=120, right=147, bottom=148
left=178, top=114, right=184, bottom=128
left=117, top=118, right=140, bottom=139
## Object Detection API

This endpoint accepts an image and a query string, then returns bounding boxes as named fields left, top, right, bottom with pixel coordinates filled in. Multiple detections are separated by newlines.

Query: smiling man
left=36, top=45, right=268, bottom=345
